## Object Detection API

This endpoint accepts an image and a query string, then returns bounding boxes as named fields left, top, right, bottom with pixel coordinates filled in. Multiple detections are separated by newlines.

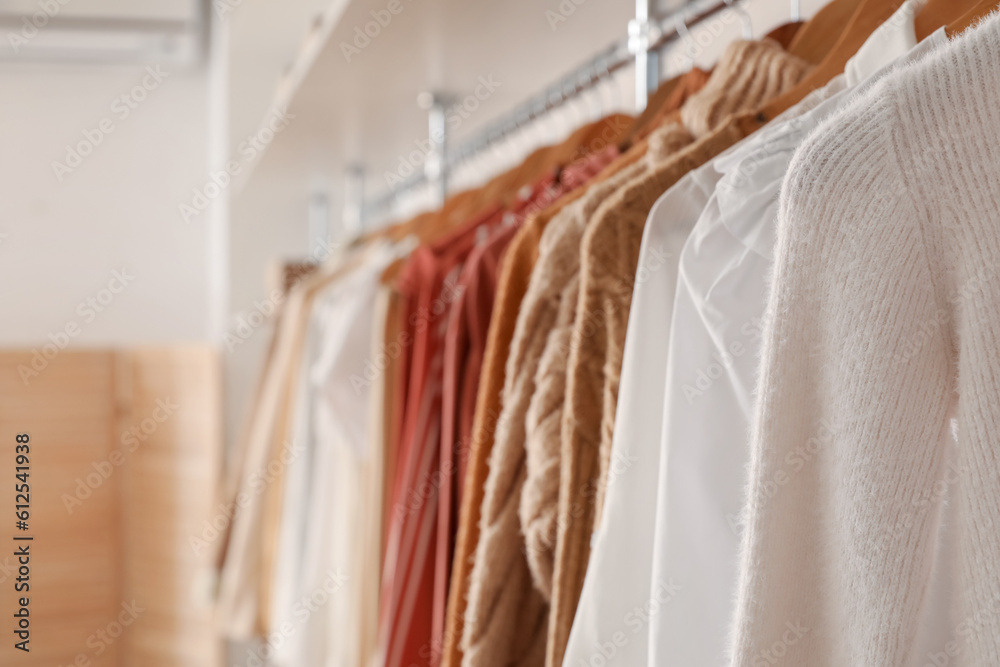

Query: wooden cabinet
left=0, top=347, right=222, bottom=667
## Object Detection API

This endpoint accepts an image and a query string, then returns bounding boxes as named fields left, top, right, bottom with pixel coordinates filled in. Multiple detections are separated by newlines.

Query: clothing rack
left=362, top=0, right=740, bottom=221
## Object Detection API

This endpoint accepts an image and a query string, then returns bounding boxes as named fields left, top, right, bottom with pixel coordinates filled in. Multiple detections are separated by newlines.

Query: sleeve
left=521, top=273, right=580, bottom=601
left=729, top=89, right=959, bottom=666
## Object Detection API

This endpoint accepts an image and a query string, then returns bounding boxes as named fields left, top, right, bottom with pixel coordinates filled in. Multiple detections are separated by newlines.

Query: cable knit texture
left=460, top=157, right=651, bottom=667
left=731, top=14, right=1000, bottom=666
left=442, top=137, right=639, bottom=667
left=519, top=124, right=693, bottom=602
left=446, top=141, right=649, bottom=667
left=547, top=39, right=810, bottom=667
left=457, top=89, right=703, bottom=667
left=521, top=272, right=579, bottom=601
left=444, top=212, right=548, bottom=667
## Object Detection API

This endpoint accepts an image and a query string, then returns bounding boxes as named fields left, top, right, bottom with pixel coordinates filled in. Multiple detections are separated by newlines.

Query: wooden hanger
left=451, top=116, right=600, bottom=220
left=476, top=140, right=556, bottom=208
left=787, top=0, right=866, bottom=62
left=370, top=147, right=521, bottom=247
left=357, top=129, right=542, bottom=249
left=766, top=20, right=805, bottom=47
left=369, top=113, right=622, bottom=256
left=445, top=112, right=633, bottom=222
left=624, top=14, right=803, bottom=149
left=503, top=114, right=631, bottom=194
left=759, top=0, right=907, bottom=122
left=544, top=113, right=634, bottom=178
left=391, top=112, right=642, bottom=281
left=452, top=129, right=577, bottom=222
left=423, top=188, right=484, bottom=238
left=617, top=73, right=685, bottom=149
left=916, top=0, right=982, bottom=38
left=635, top=68, right=712, bottom=142
left=946, top=0, right=1000, bottom=36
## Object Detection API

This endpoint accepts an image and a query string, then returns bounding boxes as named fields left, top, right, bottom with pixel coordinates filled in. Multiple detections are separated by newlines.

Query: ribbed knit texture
left=548, top=39, right=810, bottom=667
left=730, top=13, right=1000, bottom=666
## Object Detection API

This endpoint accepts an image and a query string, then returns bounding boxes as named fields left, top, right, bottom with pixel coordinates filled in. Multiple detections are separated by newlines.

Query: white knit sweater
left=731, top=14, right=1000, bottom=667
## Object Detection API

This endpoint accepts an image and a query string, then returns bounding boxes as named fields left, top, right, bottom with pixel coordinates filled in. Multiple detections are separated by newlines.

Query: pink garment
left=380, top=204, right=502, bottom=667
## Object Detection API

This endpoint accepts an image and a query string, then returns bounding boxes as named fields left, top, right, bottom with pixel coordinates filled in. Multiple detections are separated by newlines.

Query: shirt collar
left=711, top=20, right=949, bottom=261
left=845, top=0, right=927, bottom=86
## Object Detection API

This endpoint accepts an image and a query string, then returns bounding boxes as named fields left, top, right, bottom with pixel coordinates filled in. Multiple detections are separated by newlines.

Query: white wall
left=0, top=62, right=213, bottom=346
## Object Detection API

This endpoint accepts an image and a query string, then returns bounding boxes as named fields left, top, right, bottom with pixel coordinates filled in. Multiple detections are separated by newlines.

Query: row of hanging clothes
left=216, top=0, right=1000, bottom=664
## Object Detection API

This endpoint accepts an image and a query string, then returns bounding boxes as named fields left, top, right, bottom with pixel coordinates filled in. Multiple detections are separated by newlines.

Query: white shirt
left=562, top=4, right=939, bottom=666
left=269, top=240, right=404, bottom=667
left=560, top=163, right=706, bottom=667
left=648, top=15, right=948, bottom=667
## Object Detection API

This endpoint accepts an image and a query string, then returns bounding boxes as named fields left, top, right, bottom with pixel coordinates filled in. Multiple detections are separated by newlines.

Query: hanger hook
left=791, top=0, right=801, bottom=22
left=723, top=0, right=753, bottom=39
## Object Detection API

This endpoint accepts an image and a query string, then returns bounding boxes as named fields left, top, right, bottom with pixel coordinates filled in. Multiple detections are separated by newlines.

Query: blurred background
left=0, top=0, right=825, bottom=664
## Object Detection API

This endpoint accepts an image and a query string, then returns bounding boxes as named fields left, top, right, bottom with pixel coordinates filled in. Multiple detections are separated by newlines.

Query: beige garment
left=361, top=286, right=392, bottom=667
left=217, top=298, right=283, bottom=577
left=520, top=272, right=578, bottom=601
left=446, top=91, right=695, bottom=667
left=264, top=242, right=404, bottom=667
left=216, top=246, right=363, bottom=638
left=441, top=179, right=598, bottom=667
left=518, top=124, right=693, bottom=603
left=548, top=38, right=810, bottom=667
left=460, top=155, right=655, bottom=667
left=378, top=285, right=404, bottom=581
left=444, top=143, right=650, bottom=667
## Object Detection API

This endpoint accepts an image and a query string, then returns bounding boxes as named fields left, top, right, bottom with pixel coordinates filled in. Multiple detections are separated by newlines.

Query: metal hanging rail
left=366, top=0, right=737, bottom=218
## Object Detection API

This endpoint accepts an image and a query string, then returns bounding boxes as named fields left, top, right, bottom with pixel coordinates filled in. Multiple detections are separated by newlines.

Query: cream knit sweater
left=731, top=14, right=1000, bottom=666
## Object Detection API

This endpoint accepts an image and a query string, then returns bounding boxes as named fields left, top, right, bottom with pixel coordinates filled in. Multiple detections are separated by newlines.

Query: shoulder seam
left=882, top=77, right=950, bottom=322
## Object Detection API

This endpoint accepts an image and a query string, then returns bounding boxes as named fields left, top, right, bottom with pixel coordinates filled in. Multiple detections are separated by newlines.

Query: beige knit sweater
left=519, top=125, right=692, bottom=601
left=521, top=39, right=805, bottom=607
left=445, top=145, right=648, bottom=667
left=548, top=39, right=810, bottom=667
left=463, top=37, right=811, bottom=667
left=732, top=14, right=1000, bottom=665
left=460, top=157, right=651, bottom=667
